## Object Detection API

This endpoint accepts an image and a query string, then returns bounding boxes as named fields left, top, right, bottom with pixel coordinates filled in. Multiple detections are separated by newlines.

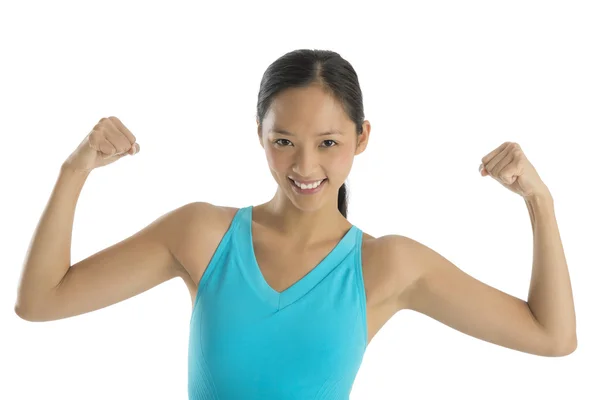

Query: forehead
left=264, top=85, right=354, bottom=134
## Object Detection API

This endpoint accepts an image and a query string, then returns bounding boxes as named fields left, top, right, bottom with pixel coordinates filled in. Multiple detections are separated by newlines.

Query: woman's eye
left=274, top=139, right=337, bottom=147
left=274, top=139, right=291, bottom=146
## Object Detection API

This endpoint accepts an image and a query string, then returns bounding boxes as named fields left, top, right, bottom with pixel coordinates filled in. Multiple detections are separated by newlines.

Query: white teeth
left=293, top=179, right=324, bottom=190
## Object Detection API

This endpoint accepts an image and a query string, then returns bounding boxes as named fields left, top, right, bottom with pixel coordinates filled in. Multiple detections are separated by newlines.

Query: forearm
left=525, top=192, right=577, bottom=351
left=15, top=164, right=91, bottom=315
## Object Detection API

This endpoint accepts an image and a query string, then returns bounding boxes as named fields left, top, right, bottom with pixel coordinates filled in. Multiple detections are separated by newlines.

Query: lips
left=288, top=177, right=327, bottom=187
left=288, top=177, right=327, bottom=185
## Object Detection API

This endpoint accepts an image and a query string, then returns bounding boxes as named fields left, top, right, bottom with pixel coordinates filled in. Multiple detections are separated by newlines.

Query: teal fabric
left=188, top=205, right=367, bottom=399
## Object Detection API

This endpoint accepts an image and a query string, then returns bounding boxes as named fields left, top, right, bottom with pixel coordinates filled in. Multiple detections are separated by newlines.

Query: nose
left=292, top=148, right=320, bottom=178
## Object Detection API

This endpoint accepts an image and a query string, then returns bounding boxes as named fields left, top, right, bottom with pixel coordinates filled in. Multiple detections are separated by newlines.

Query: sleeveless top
left=188, top=205, right=368, bottom=399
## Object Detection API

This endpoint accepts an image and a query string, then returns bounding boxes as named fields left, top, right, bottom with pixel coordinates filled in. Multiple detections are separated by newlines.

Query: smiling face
left=258, top=84, right=370, bottom=212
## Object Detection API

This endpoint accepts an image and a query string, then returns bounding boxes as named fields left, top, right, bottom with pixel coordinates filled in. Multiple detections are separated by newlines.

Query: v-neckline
left=237, top=206, right=359, bottom=310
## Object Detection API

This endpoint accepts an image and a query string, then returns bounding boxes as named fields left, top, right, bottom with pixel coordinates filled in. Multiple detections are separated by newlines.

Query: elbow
left=14, top=303, right=35, bottom=322
left=14, top=302, right=49, bottom=322
left=550, top=335, right=578, bottom=357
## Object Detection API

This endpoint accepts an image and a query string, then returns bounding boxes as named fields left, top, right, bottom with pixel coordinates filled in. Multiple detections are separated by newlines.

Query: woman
left=14, top=49, right=577, bottom=399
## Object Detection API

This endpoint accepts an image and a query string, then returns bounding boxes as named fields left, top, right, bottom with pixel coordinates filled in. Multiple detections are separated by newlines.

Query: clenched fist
left=63, top=116, right=140, bottom=173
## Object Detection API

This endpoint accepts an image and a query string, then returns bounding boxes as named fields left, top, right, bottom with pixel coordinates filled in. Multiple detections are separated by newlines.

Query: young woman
left=14, top=49, right=577, bottom=399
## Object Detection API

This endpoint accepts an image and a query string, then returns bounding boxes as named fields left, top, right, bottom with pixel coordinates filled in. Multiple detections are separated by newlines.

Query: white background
left=1, top=1, right=598, bottom=399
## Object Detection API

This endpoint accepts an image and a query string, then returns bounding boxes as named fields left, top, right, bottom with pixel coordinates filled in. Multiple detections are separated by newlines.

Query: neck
left=258, top=188, right=349, bottom=246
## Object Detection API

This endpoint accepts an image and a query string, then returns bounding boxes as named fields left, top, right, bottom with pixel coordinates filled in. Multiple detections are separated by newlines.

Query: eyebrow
left=270, top=128, right=343, bottom=137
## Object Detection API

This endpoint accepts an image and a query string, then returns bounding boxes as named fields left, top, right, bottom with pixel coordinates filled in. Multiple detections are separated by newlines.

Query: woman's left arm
left=523, top=192, right=576, bottom=352
left=389, top=142, right=577, bottom=357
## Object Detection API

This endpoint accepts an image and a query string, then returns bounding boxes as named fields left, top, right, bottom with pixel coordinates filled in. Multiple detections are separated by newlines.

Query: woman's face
left=258, top=84, right=370, bottom=209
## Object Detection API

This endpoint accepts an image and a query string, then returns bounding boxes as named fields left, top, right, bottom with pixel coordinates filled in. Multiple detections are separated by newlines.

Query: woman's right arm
left=14, top=163, right=199, bottom=322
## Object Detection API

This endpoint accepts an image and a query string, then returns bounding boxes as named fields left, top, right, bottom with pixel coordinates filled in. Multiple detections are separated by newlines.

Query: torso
left=174, top=203, right=405, bottom=347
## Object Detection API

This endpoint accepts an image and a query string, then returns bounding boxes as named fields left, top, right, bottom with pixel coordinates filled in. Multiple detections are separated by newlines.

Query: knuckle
left=97, top=118, right=113, bottom=130
left=514, top=149, right=523, bottom=158
left=90, top=129, right=102, bottom=140
left=88, top=132, right=100, bottom=147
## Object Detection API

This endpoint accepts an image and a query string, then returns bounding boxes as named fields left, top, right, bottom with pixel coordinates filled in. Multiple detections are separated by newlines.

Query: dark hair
left=255, top=49, right=365, bottom=218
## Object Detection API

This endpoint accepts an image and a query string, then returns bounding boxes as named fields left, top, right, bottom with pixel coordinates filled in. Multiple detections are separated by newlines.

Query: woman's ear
left=257, top=121, right=264, bottom=148
left=355, top=120, right=371, bottom=155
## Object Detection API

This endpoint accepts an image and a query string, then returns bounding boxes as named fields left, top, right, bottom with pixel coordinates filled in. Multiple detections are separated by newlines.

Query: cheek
left=338, top=150, right=354, bottom=164
left=330, top=150, right=354, bottom=172
left=264, top=148, right=287, bottom=170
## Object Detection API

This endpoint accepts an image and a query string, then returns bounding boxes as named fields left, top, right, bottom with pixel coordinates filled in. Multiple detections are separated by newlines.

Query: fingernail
left=479, top=164, right=483, bottom=172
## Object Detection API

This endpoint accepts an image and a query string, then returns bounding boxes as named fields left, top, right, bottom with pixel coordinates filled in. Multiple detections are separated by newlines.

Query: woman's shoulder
left=176, top=201, right=240, bottom=236
left=165, top=202, right=240, bottom=289
left=175, top=201, right=238, bottom=220
left=359, top=232, right=426, bottom=308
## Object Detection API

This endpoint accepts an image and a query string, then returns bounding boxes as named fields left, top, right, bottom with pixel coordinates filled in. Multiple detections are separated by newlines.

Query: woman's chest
left=179, top=208, right=402, bottom=347
left=239, top=232, right=402, bottom=346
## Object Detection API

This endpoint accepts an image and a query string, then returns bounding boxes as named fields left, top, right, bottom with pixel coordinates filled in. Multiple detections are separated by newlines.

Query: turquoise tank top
left=188, top=205, right=367, bottom=399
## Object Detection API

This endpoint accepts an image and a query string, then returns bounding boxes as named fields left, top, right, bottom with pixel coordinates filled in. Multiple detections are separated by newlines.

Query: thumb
left=479, top=164, right=488, bottom=176
left=128, top=143, right=140, bottom=155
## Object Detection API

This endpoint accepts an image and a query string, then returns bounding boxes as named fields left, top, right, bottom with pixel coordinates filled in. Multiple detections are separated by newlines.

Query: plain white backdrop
left=1, top=1, right=598, bottom=399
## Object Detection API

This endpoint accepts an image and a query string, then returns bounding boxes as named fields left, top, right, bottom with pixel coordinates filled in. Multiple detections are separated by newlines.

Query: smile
left=288, top=177, right=328, bottom=194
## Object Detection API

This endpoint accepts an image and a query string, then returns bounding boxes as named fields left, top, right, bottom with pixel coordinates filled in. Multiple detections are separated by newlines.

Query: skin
left=255, top=83, right=371, bottom=246
left=250, top=83, right=577, bottom=356
left=16, top=84, right=576, bottom=360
